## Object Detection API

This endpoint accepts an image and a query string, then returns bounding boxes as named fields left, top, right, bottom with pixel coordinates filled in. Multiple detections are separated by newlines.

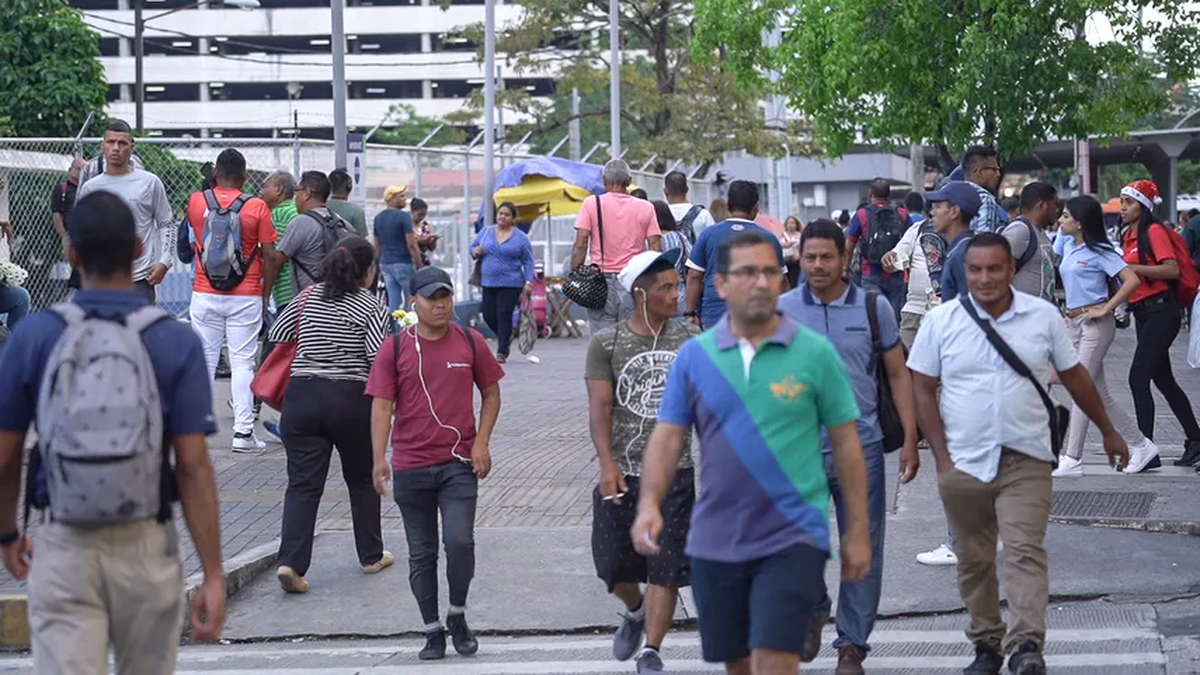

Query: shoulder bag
left=562, top=196, right=610, bottom=310
left=251, top=287, right=313, bottom=411
left=959, top=296, right=1069, bottom=463
left=863, top=289, right=905, bottom=453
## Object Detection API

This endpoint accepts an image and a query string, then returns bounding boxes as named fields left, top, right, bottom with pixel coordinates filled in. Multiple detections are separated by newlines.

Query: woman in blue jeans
left=471, top=202, right=535, bottom=363
left=0, top=284, right=30, bottom=330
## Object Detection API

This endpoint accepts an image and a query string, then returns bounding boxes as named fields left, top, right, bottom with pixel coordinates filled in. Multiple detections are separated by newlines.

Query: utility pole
left=608, top=0, right=621, bottom=160
left=332, top=0, right=348, bottom=169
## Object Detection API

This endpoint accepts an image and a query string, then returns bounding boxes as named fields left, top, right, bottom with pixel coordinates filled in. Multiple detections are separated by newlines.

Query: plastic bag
left=1190, top=291, right=1200, bottom=368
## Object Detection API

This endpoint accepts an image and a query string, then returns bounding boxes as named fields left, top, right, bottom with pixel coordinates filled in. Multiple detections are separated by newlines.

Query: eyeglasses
left=727, top=266, right=783, bottom=282
left=978, top=166, right=1002, bottom=174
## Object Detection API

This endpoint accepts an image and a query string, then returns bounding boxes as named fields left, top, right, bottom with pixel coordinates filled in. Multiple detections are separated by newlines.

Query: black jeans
left=278, top=376, right=384, bottom=576
left=393, top=460, right=478, bottom=625
left=133, top=279, right=156, bottom=304
left=1130, top=296, right=1200, bottom=441
left=481, top=286, right=522, bottom=357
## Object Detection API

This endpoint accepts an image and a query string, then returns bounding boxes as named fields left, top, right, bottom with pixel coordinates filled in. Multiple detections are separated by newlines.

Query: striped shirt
left=267, top=284, right=390, bottom=382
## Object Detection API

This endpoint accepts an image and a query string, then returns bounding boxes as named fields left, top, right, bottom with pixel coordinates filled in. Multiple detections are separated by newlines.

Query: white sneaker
left=1052, top=456, right=1084, bottom=478
left=232, top=432, right=267, bottom=453
left=1124, top=438, right=1162, bottom=474
left=916, top=543, right=958, bottom=566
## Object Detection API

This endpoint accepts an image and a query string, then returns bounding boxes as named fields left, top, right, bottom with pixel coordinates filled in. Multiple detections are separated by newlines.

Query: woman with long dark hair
left=268, top=235, right=393, bottom=593
left=471, top=201, right=535, bottom=363
left=1052, top=195, right=1151, bottom=476
left=653, top=199, right=690, bottom=315
left=1117, top=180, right=1200, bottom=469
left=781, top=215, right=803, bottom=288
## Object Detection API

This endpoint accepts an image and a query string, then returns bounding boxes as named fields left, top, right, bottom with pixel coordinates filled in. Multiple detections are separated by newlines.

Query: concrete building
left=74, top=0, right=552, bottom=139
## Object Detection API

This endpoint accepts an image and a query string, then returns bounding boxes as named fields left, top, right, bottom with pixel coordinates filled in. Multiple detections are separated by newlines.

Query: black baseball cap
left=410, top=266, right=454, bottom=298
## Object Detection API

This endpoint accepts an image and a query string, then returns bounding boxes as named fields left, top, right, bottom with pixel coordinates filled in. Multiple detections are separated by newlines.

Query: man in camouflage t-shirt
left=584, top=250, right=699, bottom=674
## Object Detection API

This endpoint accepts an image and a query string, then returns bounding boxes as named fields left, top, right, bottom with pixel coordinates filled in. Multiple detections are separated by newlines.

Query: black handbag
left=960, top=296, right=1070, bottom=463
left=562, top=196, right=610, bottom=310
left=864, top=290, right=905, bottom=453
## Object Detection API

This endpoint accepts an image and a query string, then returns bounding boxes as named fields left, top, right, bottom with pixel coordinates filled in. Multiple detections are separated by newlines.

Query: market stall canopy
left=480, top=157, right=606, bottom=223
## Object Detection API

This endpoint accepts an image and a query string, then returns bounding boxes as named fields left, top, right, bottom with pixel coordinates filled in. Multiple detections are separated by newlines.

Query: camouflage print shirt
left=584, top=319, right=700, bottom=476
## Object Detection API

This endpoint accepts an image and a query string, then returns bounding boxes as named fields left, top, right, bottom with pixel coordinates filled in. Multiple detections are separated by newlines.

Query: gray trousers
left=586, top=273, right=635, bottom=335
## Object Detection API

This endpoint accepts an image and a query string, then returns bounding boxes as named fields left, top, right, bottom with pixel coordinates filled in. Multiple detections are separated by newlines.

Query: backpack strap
left=123, top=305, right=171, bottom=333
left=203, top=189, right=220, bottom=213
left=679, top=205, right=703, bottom=243
left=456, top=323, right=478, bottom=362
left=864, top=289, right=883, bottom=369
left=49, top=302, right=86, bottom=326
left=228, top=194, right=249, bottom=213
left=1014, top=218, right=1039, bottom=270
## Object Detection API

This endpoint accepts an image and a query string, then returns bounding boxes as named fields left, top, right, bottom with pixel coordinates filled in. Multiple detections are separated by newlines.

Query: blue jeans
left=817, top=440, right=887, bottom=654
left=0, top=285, right=31, bottom=329
left=860, top=274, right=905, bottom=324
left=381, top=262, right=416, bottom=313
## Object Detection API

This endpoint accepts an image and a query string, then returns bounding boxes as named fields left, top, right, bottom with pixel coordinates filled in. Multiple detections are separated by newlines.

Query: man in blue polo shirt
left=0, top=191, right=225, bottom=672
left=684, top=180, right=786, bottom=328
left=778, top=219, right=919, bottom=674
left=633, top=228, right=871, bottom=675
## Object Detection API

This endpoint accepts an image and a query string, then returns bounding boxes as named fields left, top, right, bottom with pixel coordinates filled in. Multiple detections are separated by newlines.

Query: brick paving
left=2, top=323, right=1198, bottom=592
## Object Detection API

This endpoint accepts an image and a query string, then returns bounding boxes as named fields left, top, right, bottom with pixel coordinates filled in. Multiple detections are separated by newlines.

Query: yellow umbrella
left=493, top=175, right=596, bottom=222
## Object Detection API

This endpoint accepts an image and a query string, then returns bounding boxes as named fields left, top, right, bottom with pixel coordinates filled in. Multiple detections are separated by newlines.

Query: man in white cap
left=583, top=249, right=699, bottom=674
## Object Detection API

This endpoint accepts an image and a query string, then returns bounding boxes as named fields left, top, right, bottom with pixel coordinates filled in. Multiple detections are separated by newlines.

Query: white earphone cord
left=409, top=326, right=469, bottom=464
left=623, top=289, right=663, bottom=475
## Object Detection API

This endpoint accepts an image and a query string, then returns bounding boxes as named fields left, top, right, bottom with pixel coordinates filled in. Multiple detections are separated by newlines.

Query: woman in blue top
left=471, top=201, right=535, bottom=363
left=1052, top=195, right=1150, bottom=477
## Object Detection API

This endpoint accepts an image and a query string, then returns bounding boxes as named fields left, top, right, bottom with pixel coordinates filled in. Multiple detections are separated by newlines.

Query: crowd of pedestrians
left=2, top=128, right=1200, bottom=675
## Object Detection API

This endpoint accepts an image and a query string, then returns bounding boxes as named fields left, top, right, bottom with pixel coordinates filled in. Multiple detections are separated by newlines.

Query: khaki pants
left=1063, top=313, right=1145, bottom=459
left=29, top=520, right=185, bottom=675
left=899, top=311, right=923, bottom=351
left=937, top=450, right=1052, bottom=654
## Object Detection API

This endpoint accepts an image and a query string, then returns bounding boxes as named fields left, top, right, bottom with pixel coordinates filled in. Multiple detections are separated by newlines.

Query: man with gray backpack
left=276, top=170, right=355, bottom=297
left=186, top=149, right=279, bottom=453
left=0, top=191, right=226, bottom=673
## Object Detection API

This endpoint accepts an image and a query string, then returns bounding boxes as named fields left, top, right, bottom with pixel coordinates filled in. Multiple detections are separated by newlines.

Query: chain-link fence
left=0, top=136, right=715, bottom=319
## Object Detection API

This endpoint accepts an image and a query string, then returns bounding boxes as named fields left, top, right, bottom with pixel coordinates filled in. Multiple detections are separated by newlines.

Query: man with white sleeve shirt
left=907, top=232, right=1128, bottom=675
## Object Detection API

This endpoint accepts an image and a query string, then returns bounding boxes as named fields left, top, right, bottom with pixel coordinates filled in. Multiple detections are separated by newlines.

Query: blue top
left=373, top=208, right=415, bottom=265
left=0, top=290, right=218, bottom=440
left=940, top=231, right=975, bottom=301
left=1055, top=238, right=1127, bottom=310
left=778, top=283, right=900, bottom=450
left=687, top=219, right=786, bottom=327
left=657, top=315, right=860, bottom=562
left=471, top=226, right=535, bottom=288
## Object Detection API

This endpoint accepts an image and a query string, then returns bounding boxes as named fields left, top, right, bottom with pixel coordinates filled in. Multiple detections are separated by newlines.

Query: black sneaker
left=419, top=629, right=446, bottom=660
left=1175, top=440, right=1200, bottom=467
left=447, top=613, right=478, bottom=656
left=1007, top=641, right=1046, bottom=675
left=964, top=642, right=1004, bottom=675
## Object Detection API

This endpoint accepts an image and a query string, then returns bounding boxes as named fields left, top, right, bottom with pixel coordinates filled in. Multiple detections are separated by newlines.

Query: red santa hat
left=1120, top=180, right=1162, bottom=212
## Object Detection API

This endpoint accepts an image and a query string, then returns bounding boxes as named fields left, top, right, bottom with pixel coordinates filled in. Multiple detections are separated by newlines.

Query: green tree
left=694, top=0, right=1200, bottom=170
left=0, top=0, right=108, bottom=137
left=450, top=0, right=811, bottom=168
left=373, top=103, right=466, bottom=148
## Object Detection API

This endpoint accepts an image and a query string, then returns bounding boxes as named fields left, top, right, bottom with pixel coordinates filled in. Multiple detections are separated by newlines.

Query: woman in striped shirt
left=470, top=201, right=535, bottom=363
left=268, top=235, right=394, bottom=594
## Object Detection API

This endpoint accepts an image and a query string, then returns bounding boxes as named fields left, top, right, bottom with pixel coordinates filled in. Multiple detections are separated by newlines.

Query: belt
left=1130, top=291, right=1172, bottom=309
left=1065, top=303, right=1105, bottom=319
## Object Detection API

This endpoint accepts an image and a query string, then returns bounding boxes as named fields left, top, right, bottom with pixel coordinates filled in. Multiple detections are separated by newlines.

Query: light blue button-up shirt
left=906, top=291, right=1079, bottom=482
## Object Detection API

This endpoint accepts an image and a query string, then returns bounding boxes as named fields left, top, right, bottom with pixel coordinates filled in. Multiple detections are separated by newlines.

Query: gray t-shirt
left=1002, top=218, right=1056, bottom=301
left=277, top=206, right=353, bottom=296
left=75, top=168, right=175, bottom=282
left=584, top=319, right=699, bottom=476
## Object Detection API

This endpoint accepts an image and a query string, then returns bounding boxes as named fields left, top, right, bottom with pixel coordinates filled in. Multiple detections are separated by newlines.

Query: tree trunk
left=936, top=143, right=957, bottom=174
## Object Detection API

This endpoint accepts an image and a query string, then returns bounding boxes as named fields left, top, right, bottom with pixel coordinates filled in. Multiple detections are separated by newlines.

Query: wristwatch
left=683, top=311, right=699, bottom=318
left=0, top=531, right=20, bottom=547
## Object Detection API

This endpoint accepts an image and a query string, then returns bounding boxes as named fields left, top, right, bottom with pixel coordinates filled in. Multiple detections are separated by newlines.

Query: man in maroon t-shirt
left=367, top=266, right=504, bottom=662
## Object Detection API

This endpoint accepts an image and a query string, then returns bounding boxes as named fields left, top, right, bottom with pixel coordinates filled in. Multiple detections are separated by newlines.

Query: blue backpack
left=198, top=189, right=254, bottom=291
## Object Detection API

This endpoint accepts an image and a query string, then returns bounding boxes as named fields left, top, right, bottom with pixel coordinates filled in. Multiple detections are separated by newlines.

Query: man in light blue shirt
left=907, top=232, right=1127, bottom=675
left=777, top=220, right=918, bottom=672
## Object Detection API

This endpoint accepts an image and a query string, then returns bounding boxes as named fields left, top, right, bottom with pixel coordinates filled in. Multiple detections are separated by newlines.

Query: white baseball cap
left=617, top=249, right=682, bottom=294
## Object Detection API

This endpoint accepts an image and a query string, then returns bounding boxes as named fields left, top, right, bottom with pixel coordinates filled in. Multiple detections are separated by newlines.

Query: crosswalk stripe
left=0, top=627, right=1163, bottom=670
left=163, top=652, right=1167, bottom=674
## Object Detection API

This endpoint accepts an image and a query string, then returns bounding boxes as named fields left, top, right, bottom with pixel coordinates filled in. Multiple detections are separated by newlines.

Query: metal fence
left=0, top=136, right=714, bottom=318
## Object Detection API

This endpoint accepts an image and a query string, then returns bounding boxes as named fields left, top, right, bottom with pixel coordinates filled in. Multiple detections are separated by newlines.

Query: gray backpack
left=35, top=303, right=169, bottom=527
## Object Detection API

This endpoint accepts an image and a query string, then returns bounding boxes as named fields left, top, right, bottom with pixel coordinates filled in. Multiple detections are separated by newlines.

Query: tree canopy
left=694, top=0, right=1200, bottom=169
left=0, top=0, right=108, bottom=137
left=451, top=0, right=811, bottom=168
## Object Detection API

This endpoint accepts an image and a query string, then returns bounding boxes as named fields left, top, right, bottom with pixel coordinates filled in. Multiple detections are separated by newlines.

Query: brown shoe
left=801, top=610, right=829, bottom=662
left=277, top=565, right=310, bottom=594
left=362, top=551, right=394, bottom=574
left=836, top=646, right=865, bottom=675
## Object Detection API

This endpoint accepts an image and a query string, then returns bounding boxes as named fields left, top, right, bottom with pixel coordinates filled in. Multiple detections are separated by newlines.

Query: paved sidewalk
left=2, top=324, right=1199, bottom=598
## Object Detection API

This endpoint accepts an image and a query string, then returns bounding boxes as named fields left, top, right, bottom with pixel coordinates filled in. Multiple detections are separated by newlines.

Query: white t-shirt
left=667, top=203, right=716, bottom=236
left=891, top=220, right=932, bottom=315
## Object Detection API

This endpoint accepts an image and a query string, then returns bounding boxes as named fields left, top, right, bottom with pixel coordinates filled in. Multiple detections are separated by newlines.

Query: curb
left=0, top=539, right=280, bottom=650
left=1049, top=516, right=1200, bottom=536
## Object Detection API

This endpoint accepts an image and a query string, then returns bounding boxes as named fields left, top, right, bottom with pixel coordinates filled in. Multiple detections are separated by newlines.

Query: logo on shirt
left=446, top=362, right=471, bottom=369
left=617, top=350, right=678, bottom=419
left=770, top=375, right=805, bottom=403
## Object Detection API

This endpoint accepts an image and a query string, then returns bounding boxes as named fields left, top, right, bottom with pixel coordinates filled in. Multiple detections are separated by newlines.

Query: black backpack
left=862, top=205, right=906, bottom=264
left=677, top=205, right=703, bottom=244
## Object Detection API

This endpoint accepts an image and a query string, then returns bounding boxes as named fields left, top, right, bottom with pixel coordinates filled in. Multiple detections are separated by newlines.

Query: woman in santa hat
left=1118, top=179, right=1200, bottom=469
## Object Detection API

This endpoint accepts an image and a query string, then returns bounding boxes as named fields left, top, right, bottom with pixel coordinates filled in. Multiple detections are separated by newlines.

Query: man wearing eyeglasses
left=961, top=146, right=1008, bottom=234
left=684, top=180, right=788, bottom=329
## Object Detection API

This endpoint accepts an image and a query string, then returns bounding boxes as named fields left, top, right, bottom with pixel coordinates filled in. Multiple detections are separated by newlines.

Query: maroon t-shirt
left=366, top=326, right=505, bottom=471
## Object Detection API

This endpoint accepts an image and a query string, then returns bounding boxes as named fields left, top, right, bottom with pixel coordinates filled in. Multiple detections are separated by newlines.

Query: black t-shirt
left=50, top=181, right=77, bottom=215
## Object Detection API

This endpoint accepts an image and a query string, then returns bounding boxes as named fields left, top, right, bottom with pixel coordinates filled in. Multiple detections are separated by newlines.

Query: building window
left=210, top=81, right=333, bottom=101
left=98, top=37, right=122, bottom=57
left=430, top=34, right=477, bottom=52
left=354, top=81, right=423, bottom=99
left=143, top=83, right=199, bottom=102
left=352, top=34, right=422, bottom=54
left=504, top=78, right=555, bottom=97
left=430, top=80, right=481, bottom=99
left=144, top=38, right=199, bottom=57
left=106, top=84, right=122, bottom=103
left=72, top=0, right=120, bottom=8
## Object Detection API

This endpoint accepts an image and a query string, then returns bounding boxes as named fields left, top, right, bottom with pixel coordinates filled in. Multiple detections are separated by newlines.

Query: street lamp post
left=482, top=0, right=496, bottom=229
left=609, top=0, right=620, bottom=160
left=134, top=0, right=259, bottom=134
left=332, top=0, right=348, bottom=169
